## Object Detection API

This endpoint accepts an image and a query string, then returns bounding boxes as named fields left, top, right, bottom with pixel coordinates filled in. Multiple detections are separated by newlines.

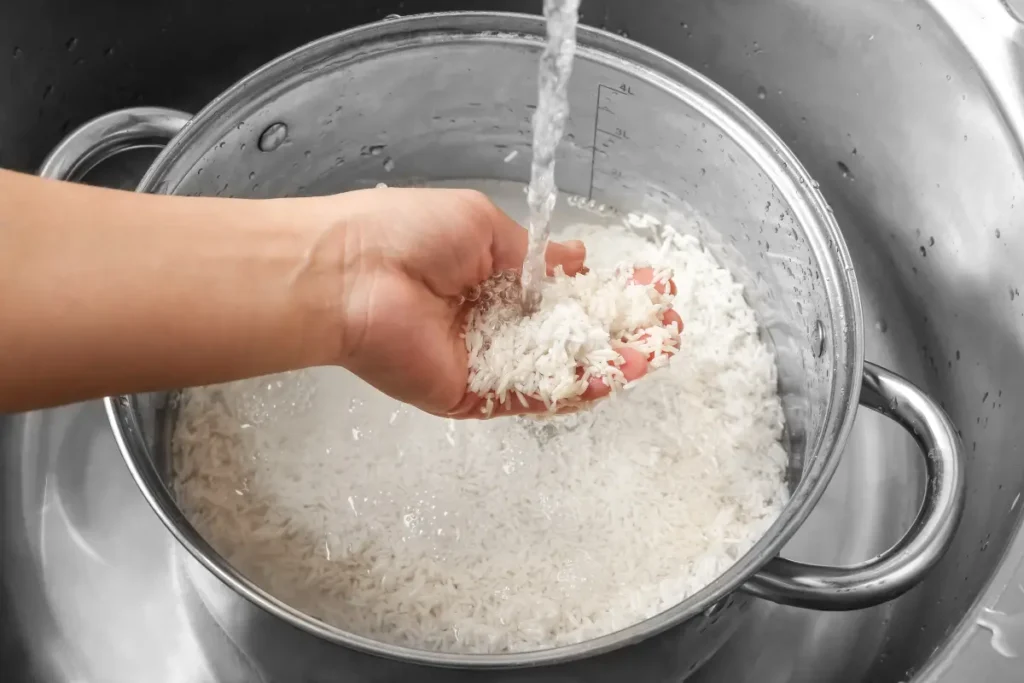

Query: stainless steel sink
left=3, top=0, right=1024, bottom=681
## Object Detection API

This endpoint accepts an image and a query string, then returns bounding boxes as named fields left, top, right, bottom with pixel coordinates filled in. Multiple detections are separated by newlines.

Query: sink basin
left=3, top=0, right=1024, bottom=681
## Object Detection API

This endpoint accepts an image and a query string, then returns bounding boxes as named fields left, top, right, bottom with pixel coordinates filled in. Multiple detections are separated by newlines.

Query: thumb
left=488, top=208, right=587, bottom=276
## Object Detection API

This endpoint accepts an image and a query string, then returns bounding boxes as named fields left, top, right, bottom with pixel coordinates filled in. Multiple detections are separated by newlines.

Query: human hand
left=317, top=186, right=682, bottom=418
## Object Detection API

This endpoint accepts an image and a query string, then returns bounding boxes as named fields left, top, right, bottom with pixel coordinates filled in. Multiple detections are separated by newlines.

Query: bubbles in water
left=66, top=37, right=79, bottom=51
left=383, top=157, right=395, bottom=172
left=756, top=86, right=767, bottom=100
left=258, top=122, right=288, bottom=152
left=384, top=13, right=402, bottom=20
left=837, top=160, right=854, bottom=180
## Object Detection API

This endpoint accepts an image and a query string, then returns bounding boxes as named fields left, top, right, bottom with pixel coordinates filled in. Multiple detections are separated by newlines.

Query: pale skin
left=0, top=169, right=681, bottom=416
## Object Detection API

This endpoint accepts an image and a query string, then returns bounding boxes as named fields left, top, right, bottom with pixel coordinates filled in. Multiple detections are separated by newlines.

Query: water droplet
left=837, top=160, right=854, bottom=180
left=756, top=86, right=767, bottom=100
left=384, top=13, right=402, bottom=20
left=104, top=47, right=115, bottom=58
left=383, top=157, right=395, bottom=172
left=996, top=229, right=1002, bottom=238
left=367, top=144, right=386, bottom=156
left=258, top=122, right=288, bottom=152
left=12, top=46, right=22, bottom=58
left=699, top=168, right=706, bottom=177
left=248, top=171, right=256, bottom=180
left=66, top=37, right=78, bottom=51
left=42, top=84, right=53, bottom=99
left=876, top=319, right=888, bottom=333
left=811, top=319, right=826, bottom=357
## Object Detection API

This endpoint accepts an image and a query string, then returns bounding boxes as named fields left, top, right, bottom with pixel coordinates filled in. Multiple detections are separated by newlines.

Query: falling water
left=520, top=0, right=582, bottom=312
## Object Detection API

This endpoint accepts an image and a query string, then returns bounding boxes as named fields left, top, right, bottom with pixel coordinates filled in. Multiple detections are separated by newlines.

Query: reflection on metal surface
left=744, top=362, right=966, bottom=610
left=37, top=107, right=191, bottom=182
left=2, top=404, right=217, bottom=682
left=3, top=0, right=1024, bottom=681
left=977, top=604, right=1024, bottom=659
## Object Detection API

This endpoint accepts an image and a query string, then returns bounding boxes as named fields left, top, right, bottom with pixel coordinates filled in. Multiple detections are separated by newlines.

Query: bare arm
left=0, top=169, right=343, bottom=412
left=0, top=172, right=675, bottom=417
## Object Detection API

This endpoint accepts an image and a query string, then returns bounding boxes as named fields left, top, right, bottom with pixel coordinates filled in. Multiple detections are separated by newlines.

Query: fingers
left=446, top=390, right=549, bottom=419
left=450, top=257, right=682, bottom=421
left=628, top=266, right=678, bottom=296
left=547, top=240, right=588, bottom=277
left=488, top=214, right=587, bottom=276
left=579, top=346, right=650, bottom=401
left=451, top=347, right=653, bottom=420
left=661, top=308, right=684, bottom=332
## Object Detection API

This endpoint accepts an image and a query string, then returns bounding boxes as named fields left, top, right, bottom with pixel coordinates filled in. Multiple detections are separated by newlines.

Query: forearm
left=0, top=170, right=345, bottom=412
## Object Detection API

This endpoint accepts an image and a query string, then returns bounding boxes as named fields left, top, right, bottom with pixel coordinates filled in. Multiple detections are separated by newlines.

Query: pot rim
left=107, top=10, right=864, bottom=669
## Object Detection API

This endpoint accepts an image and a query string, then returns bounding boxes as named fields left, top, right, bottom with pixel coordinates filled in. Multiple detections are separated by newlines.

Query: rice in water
left=172, top=186, right=789, bottom=653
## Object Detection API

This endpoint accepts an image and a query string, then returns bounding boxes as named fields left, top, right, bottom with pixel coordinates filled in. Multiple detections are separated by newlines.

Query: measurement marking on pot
left=588, top=83, right=634, bottom=199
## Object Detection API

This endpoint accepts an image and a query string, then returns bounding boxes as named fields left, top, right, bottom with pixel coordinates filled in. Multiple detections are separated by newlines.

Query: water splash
left=521, top=0, right=582, bottom=312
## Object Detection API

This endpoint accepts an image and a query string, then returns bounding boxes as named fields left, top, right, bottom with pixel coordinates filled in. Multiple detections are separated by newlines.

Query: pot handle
left=744, top=361, right=966, bottom=610
left=38, top=107, right=191, bottom=181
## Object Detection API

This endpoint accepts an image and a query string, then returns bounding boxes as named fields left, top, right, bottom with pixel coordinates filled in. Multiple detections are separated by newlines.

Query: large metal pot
left=38, top=11, right=966, bottom=681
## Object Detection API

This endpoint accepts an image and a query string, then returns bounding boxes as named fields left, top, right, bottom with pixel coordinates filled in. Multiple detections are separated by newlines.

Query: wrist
left=261, top=195, right=353, bottom=369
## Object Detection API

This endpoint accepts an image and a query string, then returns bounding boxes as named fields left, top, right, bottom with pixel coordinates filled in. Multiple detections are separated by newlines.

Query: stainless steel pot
left=38, top=11, right=967, bottom=681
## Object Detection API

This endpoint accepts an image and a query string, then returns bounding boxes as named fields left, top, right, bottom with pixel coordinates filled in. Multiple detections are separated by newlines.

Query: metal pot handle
left=744, top=361, right=966, bottom=610
left=38, top=107, right=191, bottom=181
